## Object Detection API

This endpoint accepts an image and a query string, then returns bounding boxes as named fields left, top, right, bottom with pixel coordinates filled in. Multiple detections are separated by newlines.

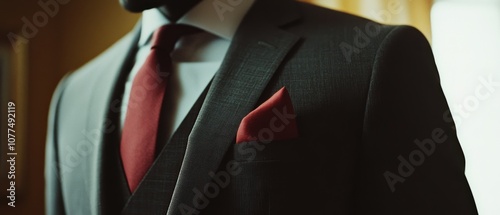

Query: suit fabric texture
left=45, top=0, right=478, bottom=214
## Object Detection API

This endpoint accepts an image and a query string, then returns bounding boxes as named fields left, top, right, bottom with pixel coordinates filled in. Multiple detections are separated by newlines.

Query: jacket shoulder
left=294, top=2, right=426, bottom=42
left=63, top=30, right=137, bottom=86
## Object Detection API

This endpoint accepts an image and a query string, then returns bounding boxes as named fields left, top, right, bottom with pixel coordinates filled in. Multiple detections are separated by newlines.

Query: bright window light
left=431, top=1, right=500, bottom=215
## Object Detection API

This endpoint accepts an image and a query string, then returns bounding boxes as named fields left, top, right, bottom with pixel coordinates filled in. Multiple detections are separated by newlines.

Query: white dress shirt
left=120, top=0, right=255, bottom=138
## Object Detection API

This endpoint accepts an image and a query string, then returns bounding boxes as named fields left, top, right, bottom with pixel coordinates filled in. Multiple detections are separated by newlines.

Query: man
left=45, top=0, right=478, bottom=214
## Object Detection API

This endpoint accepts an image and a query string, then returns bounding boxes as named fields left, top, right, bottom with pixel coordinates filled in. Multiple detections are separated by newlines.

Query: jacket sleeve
left=45, top=74, right=70, bottom=215
left=355, top=26, right=478, bottom=214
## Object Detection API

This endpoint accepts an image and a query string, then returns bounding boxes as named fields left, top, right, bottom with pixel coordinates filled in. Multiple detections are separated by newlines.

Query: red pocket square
left=236, top=87, right=299, bottom=144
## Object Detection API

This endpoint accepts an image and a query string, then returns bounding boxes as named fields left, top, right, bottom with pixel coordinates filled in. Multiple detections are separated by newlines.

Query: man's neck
left=158, top=0, right=201, bottom=22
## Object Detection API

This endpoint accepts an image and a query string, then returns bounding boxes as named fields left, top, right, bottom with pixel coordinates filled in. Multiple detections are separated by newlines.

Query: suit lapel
left=167, top=1, right=301, bottom=214
left=84, top=22, right=141, bottom=215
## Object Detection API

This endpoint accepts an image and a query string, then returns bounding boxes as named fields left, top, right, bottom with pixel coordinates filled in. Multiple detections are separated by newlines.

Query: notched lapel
left=167, top=1, right=302, bottom=214
left=86, top=22, right=141, bottom=215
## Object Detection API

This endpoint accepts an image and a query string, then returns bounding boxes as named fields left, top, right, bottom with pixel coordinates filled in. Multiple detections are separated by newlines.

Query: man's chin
left=119, top=0, right=164, bottom=13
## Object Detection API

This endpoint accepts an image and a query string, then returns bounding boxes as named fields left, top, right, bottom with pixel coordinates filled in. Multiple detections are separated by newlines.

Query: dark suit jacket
left=45, top=0, right=478, bottom=214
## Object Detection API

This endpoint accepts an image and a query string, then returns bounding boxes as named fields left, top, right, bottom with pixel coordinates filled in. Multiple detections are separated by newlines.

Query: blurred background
left=0, top=0, right=498, bottom=214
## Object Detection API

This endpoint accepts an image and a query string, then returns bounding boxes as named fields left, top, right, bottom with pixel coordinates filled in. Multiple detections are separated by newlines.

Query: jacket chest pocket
left=225, top=140, right=314, bottom=215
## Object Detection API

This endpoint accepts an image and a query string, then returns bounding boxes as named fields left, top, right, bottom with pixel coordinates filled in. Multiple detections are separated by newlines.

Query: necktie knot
left=151, top=24, right=201, bottom=51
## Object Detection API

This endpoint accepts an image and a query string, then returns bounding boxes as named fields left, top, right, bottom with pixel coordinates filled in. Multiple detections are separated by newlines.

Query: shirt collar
left=139, top=0, right=255, bottom=46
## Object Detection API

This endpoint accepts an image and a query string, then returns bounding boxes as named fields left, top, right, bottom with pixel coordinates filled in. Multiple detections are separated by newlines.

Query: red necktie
left=121, top=24, right=200, bottom=192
